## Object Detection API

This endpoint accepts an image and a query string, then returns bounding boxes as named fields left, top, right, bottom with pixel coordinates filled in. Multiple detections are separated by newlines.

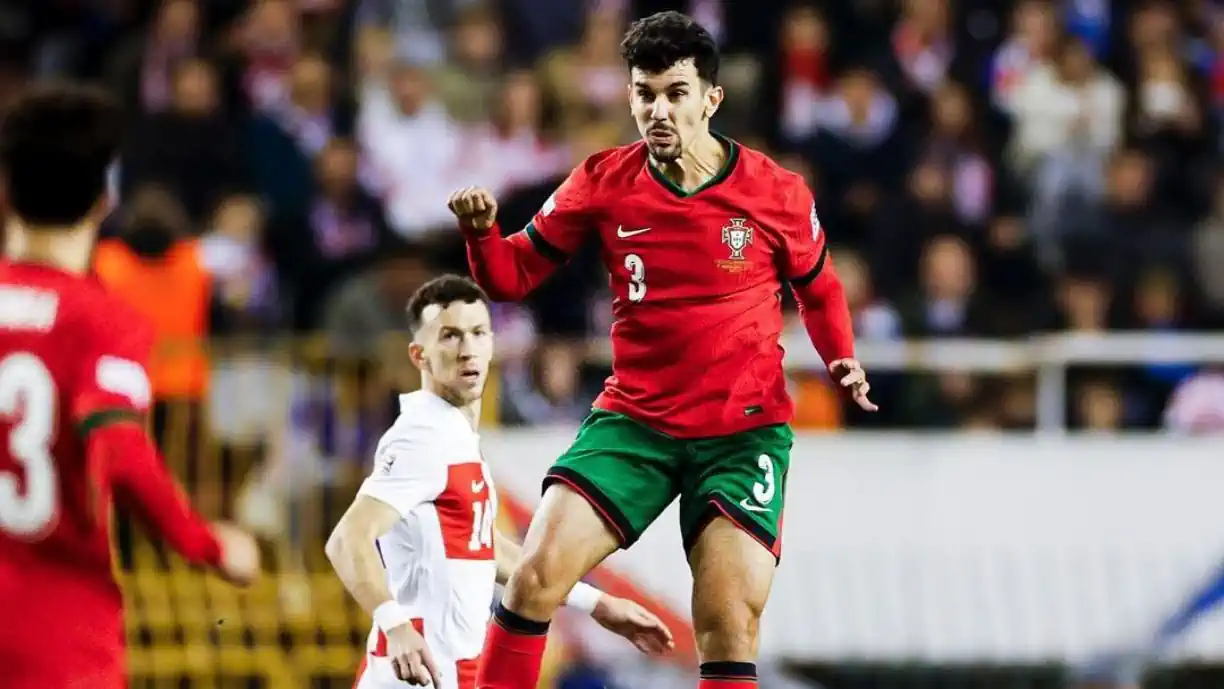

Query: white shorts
left=352, top=653, right=479, bottom=689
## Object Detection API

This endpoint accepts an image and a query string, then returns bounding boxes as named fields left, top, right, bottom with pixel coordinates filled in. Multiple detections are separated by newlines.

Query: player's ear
left=407, top=341, right=428, bottom=373
left=703, top=85, right=724, bottom=120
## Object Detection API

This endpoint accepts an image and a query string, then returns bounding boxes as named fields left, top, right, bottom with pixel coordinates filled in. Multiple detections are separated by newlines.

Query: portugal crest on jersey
left=721, top=218, right=754, bottom=260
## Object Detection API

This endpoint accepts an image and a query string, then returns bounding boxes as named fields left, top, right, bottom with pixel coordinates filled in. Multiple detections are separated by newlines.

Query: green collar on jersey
left=646, top=132, right=739, bottom=198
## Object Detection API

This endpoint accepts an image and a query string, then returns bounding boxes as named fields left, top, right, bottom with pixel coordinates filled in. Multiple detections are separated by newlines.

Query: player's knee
left=692, top=597, right=763, bottom=660
left=503, top=543, right=573, bottom=615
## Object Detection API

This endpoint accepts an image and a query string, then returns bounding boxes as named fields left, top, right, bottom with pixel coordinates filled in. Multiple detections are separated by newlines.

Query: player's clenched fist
left=447, top=187, right=498, bottom=231
left=386, top=623, right=442, bottom=686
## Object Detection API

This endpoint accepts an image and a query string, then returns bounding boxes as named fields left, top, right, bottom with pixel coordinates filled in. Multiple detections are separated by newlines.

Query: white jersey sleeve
left=357, top=423, right=448, bottom=518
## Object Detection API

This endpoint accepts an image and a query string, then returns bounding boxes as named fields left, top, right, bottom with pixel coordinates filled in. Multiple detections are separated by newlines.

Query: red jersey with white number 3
left=0, top=260, right=155, bottom=688
left=523, top=136, right=826, bottom=437
left=354, top=390, right=496, bottom=689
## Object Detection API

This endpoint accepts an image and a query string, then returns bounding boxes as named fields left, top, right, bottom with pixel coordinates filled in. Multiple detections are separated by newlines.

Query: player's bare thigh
left=687, top=517, right=777, bottom=662
left=502, top=483, right=620, bottom=620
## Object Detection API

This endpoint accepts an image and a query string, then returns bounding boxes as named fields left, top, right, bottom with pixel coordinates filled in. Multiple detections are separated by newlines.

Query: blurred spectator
left=353, top=0, right=478, bottom=67
left=881, top=0, right=955, bottom=103
left=94, top=184, right=210, bottom=407
left=1127, top=267, right=1195, bottom=421
left=249, top=52, right=348, bottom=218
left=776, top=4, right=831, bottom=146
left=502, top=339, right=593, bottom=425
left=360, top=59, right=464, bottom=238
left=808, top=69, right=902, bottom=243
left=433, top=4, right=503, bottom=124
left=1091, top=149, right=1187, bottom=276
left=1164, top=367, right=1224, bottom=433
left=1016, top=37, right=1124, bottom=257
left=469, top=69, right=570, bottom=197
left=1011, top=37, right=1124, bottom=175
left=869, top=164, right=962, bottom=294
left=1132, top=49, right=1202, bottom=142
left=1055, top=271, right=1113, bottom=333
left=836, top=248, right=902, bottom=341
left=901, top=234, right=992, bottom=336
left=1192, top=176, right=1224, bottom=319
left=992, top=0, right=1059, bottom=115
left=978, top=215, right=1048, bottom=331
left=352, top=24, right=395, bottom=96
left=1074, top=375, right=1125, bottom=430
left=107, top=0, right=201, bottom=114
left=321, top=242, right=430, bottom=359
left=200, top=194, right=280, bottom=335
left=999, top=375, right=1038, bottom=429
left=539, top=3, right=629, bottom=137
left=121, top=57, right=245, bottom=220
left=231, top=0, right=301, bottom=114
left=922, top=81, right=993, bottom=226
left=274, top=137, right=391, bottom=329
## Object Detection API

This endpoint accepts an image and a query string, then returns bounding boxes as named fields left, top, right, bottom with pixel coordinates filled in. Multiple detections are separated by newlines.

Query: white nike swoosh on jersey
left=616, top=226, right=651, bottom=238
left=472, top=480, right=485, bottom=492
left=738, top=498, right=770, bottom=513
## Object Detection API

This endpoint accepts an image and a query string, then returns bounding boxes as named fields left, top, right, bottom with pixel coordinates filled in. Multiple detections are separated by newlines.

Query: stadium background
left=5, top=0, right=1224, bottom=687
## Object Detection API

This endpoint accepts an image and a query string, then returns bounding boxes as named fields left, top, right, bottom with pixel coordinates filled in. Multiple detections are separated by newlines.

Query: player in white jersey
left=326, top=275, right=674, bottom=688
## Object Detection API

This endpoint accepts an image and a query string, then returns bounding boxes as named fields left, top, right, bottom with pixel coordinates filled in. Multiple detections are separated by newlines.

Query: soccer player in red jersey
left=449, top=11, right=875, bottom=689
left=0, top=85, right=261, bottom=689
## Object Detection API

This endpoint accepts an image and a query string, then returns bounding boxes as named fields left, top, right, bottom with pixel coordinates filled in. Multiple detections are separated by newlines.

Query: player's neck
left=5, top=220, right=97, bottom=275
left=652, top=131, right=725, bottom=193
left=423, top=381, right=482, bottom=430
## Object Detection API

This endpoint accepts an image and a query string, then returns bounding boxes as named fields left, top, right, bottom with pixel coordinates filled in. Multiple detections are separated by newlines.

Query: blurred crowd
left=2, top=0, right=1223, bottom=432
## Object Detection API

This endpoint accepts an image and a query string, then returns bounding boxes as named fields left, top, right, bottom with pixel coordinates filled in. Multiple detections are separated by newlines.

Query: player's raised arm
left=325, top=436, right=445, bottom=686
left=778, top=182, right=876, bottom=411
left=74, top=331, right=260, bottom=581
left=450, top=166, right=596, bottom=301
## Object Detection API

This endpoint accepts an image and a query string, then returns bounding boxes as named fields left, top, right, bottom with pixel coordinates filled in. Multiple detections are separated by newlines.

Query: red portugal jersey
left=0, top=260, right=155, bottom=689
left=525, top=137, right=826, bottom=437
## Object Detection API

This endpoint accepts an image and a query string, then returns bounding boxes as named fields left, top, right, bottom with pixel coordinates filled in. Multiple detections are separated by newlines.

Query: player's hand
left=828, top=358, right=878, bottom=412
left=589, top=595, right=675, bottom=656
left=447, top=187, right=498, bottom=231
left=212, top=522, right=261, bottom=586
left=385, top=623, right=442, bottom=686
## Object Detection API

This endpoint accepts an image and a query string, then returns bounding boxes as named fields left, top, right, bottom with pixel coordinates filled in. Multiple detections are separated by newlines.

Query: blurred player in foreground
left=0, top=85, right=261, bottom=689
left=449, top=11, right=873, bottom=689
left=325, top=275, right=673, bottom=688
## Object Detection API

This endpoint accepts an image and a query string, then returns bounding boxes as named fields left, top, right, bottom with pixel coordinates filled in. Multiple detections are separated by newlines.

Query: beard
left=647, top=140, right=683, bottom=162
left=645, top=125, right=682, bottom=162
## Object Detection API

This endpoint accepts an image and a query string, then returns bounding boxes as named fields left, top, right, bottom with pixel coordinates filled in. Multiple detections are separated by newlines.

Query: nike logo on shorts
left=738, top=498, right=770, bottom=513
left=472, top=480, right=485, bottom=492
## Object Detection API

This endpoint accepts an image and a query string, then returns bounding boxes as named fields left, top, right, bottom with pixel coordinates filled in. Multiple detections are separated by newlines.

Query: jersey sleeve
left=357, top=425, right=448, bottom=519
left=776, top=179, right=829, bottom=286
left=519, top=163, right=597, bottom=261
left=72, top=315, right=155, bottom=435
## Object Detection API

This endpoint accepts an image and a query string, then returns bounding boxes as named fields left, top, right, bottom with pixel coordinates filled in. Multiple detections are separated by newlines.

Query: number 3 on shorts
left=739, top=454, right=775, bottom=513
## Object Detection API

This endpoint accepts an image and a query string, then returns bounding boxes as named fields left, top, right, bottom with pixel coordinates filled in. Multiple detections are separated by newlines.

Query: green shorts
left=543, top=409, right=793, bottom=560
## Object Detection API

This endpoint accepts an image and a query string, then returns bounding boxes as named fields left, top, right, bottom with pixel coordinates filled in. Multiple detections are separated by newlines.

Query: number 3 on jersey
left=0, top=353, right=57, bottom=539
left=625, top=253, right=646, bottom=303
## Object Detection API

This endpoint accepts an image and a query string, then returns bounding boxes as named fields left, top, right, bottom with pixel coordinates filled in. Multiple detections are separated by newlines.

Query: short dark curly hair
left=406, top=274, right=490, bottom=335
left=0, top=83, right=121, bottom=226
left=620, top=11, right=720, bottom=85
